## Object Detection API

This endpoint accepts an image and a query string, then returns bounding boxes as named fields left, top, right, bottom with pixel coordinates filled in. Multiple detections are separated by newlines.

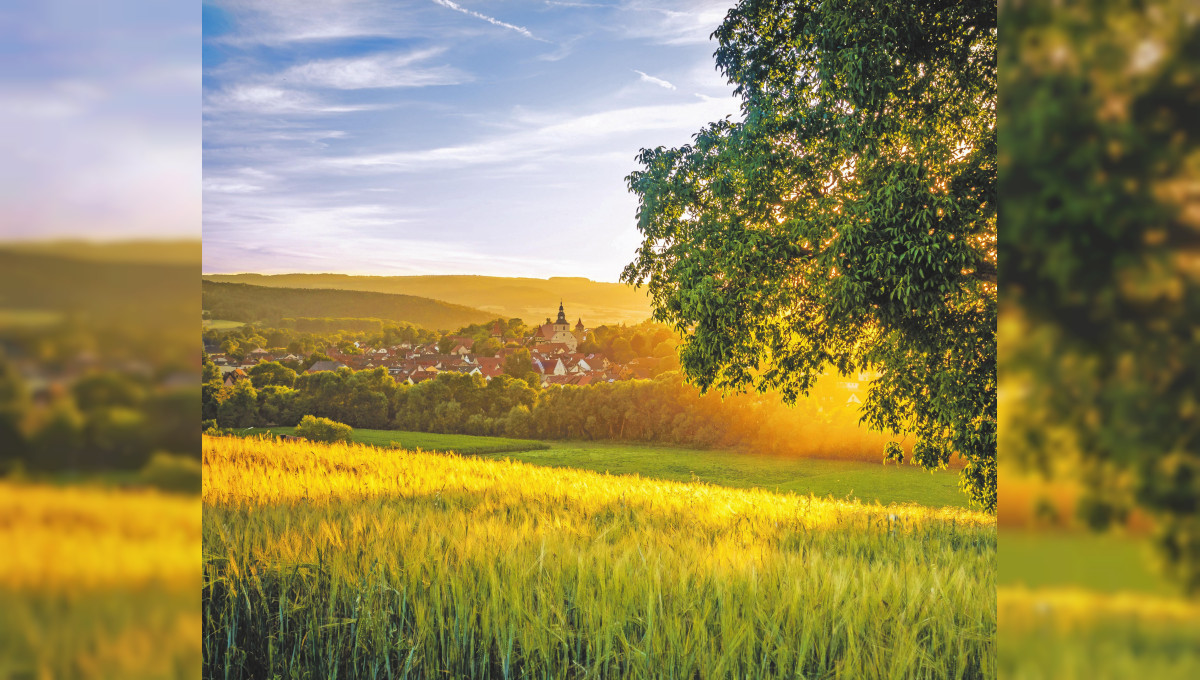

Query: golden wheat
left=204, top=435, right=996, bottom=679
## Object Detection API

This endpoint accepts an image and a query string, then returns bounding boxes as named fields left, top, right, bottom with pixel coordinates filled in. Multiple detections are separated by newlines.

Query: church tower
left=553, top=300, right=569, bottom=333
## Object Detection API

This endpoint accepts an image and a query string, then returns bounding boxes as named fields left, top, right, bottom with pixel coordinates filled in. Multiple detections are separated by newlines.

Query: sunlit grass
left=998, top=586, right=1200, bottom=679
left=0, top=482, right=200, bottom=679
left=204, top=435, right=996, bottom=678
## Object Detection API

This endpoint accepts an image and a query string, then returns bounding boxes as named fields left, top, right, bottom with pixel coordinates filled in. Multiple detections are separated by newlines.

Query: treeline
left=206, top=357, right=899, bottom=464
left=203, top=321, right=440, bottom=360
left=1, top=359, right=199, bottom=472
left=202, top=280, right=493, bottom=330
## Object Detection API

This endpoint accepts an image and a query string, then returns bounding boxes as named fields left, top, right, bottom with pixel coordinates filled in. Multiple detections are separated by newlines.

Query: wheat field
left=0, top=482, right=201, bottom=680
left=203, top=435, right=996, bottom=679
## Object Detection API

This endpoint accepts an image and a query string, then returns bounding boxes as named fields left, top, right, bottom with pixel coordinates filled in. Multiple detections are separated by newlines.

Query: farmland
left=0, top=482, right=201, bottom=679
left=203, top=435, right=996, bottom=678
left=233, top=426, right=550, bottom=456
left=235, top=427, right=968, bottom=508
left=998, top=586, right=1200, bottom=679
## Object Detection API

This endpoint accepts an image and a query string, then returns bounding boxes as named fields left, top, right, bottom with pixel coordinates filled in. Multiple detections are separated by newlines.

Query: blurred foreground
left=999, top=0, right=1200, bottom=676
left=0, top=239, right=201, bottom=679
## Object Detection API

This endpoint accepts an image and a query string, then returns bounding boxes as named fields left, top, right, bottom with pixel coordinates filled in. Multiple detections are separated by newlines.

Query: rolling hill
left=200, top=273, right=653, bottom=326
left=202, top=280, right=494, bottom=331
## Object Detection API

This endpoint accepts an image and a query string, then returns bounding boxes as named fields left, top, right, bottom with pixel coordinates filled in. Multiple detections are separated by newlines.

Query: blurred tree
left=0, top=358, right=28, bottom=465
left=1000, top=0, right=1200, bottom=591
left=623, top=0, right=997, bottom=509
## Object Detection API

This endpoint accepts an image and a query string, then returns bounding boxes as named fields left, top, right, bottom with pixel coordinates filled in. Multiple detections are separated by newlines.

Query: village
left=207, top=302, right=666, bottom=390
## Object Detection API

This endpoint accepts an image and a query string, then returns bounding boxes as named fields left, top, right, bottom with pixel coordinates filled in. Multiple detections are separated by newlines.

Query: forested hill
left=0, top=246, right=196, bottom=327
left=201, top=274, right=652, bottom=326
left=202, top=280, right=493, bottom=331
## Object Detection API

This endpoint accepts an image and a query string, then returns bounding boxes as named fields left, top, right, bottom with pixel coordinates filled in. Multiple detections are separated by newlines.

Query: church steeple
left=556, top=300, right=567, bottom=325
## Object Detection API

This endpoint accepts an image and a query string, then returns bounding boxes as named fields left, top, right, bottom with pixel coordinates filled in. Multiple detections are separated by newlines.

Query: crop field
left=235, top=428, right=966, bottom=508
left=490, top=441, right=970, bottom=509
left=234, top=426, right=551, bottom=455
left=203, top=435, right=996, bottom=679
left=0, top=482, right=201, bottom=679
left=998, top=586, right=1200, bottom=679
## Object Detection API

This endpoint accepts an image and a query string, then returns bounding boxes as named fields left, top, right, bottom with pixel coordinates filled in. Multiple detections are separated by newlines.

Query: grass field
left=202, top=318, right=244, bottom=330
left=0, top=482, right=200, bottom=679
left=203, top=435, right=996, bottom=679
left=1000, top=531, right=1170, bottom=595
left=998, top=586, right=1200, bottom=679
left=0, top=308, right=64, bottom=328
left=236, top=427, right=969, bottom=508
left=235, top=426, right=551, bottom=455
left=491, top=441, right=970, bottom=509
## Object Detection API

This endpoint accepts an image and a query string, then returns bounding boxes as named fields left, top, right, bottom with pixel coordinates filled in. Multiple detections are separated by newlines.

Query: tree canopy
left=1000, top=0, right=1200, bottom=592
left=623, top=0, right=997, bottom=509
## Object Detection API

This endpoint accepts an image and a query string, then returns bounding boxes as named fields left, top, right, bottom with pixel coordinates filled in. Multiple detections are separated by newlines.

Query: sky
left=0, top=1, right=200, bottom=241
left=202, top=0, right=743, bottom=282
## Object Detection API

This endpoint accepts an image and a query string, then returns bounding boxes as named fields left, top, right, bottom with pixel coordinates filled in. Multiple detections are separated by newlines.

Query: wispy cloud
left=315, top=97, right=739, bottom=173
left=432, top=0, right=548, bottom=42
left=633, top=69, right=676, bottom=90
left=279, top=48, right=469, bottom=89
left=204, top=84, right=382, bottom=115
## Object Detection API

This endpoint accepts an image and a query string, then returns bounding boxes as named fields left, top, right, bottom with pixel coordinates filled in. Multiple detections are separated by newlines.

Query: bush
left=295, top=415, right=353, bottom=444
left=139, top=452, right=202, bottom=494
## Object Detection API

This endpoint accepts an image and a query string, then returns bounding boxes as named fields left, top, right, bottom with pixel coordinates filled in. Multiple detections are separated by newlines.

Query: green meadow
left=235, top=427, right=968, bottom=509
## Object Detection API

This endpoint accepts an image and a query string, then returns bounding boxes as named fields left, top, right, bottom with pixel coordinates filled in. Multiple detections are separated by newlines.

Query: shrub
left=139, top=452, right=202, bottom=494
left=295, top=415, right=353, bottom=444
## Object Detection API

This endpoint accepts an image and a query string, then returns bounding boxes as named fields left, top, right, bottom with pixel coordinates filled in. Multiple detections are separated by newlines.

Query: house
left=306, top=360, right=348, bottom=374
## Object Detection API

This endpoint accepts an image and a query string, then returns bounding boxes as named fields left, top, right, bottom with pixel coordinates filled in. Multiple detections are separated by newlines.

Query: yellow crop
left=204, top=435, right=996, bottom=678
left=0, top=482, right=200, bottom=679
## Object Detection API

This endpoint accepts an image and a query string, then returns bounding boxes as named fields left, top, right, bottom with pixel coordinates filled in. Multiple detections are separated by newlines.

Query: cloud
left=633, top=69, right=676, bottom=90
left=279, top=48, right=469, bottom=89
left=431, top=0, right=548, bottom=42
left=204, top=84, right=382, bottom=115
left=315, top=96, right=740, bottom=172
left=618, top=0, right=732, bottom=46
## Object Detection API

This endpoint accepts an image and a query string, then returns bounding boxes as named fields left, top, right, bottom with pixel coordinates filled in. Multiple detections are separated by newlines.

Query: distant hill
left=202, top=281, right=494, bottom=331
left=201, top=274, right=653, bottom=326
left=0, top=246, right=197, bottom=330
left=2, top=239, right=200, bottom=266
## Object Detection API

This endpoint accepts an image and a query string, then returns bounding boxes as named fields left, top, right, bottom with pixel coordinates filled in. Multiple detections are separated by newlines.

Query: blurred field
left=204, top=435, right=996, bottom=679
left=1000, top=531, right=1168, bottom=596
left=0, top=481, right=200, bottom=679
left=201, top=319, right=243, bottom=330
left=998, top=586, right=1200, bottom=679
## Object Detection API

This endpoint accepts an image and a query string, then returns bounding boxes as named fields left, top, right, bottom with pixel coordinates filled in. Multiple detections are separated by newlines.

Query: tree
left=623, top=0, right=997, bottom=509
left=217, top=380, right=258, bottom=429
left=1000, top=0, right=1200, bottom=592
left=248, top=361, right=298, bottom=389
left=0, top=357, right=28, bottom=466
left=503, top=349, right=535, bottom=381
left=295, top=415, right=353, bottom=444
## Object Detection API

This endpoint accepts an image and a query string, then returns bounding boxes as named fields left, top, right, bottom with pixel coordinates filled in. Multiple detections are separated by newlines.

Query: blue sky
left=202, top=0, right=742, bottom=282
left=0, top=1, right=199, bottom=241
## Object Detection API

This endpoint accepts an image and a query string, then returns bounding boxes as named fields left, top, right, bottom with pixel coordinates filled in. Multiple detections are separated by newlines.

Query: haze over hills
left=1, top=239, right=200, bottom=266
left=201, top=273, right=654, bottom=326
left=0, top=246, right=196, bottom=329
left=202, top=280, right=494, bottom=332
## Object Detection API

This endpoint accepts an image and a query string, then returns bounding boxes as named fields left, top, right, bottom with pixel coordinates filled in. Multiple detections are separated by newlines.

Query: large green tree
left=623, top=0, right=997, bottom=509
left=1000, top=0, right=1200, bottom=592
